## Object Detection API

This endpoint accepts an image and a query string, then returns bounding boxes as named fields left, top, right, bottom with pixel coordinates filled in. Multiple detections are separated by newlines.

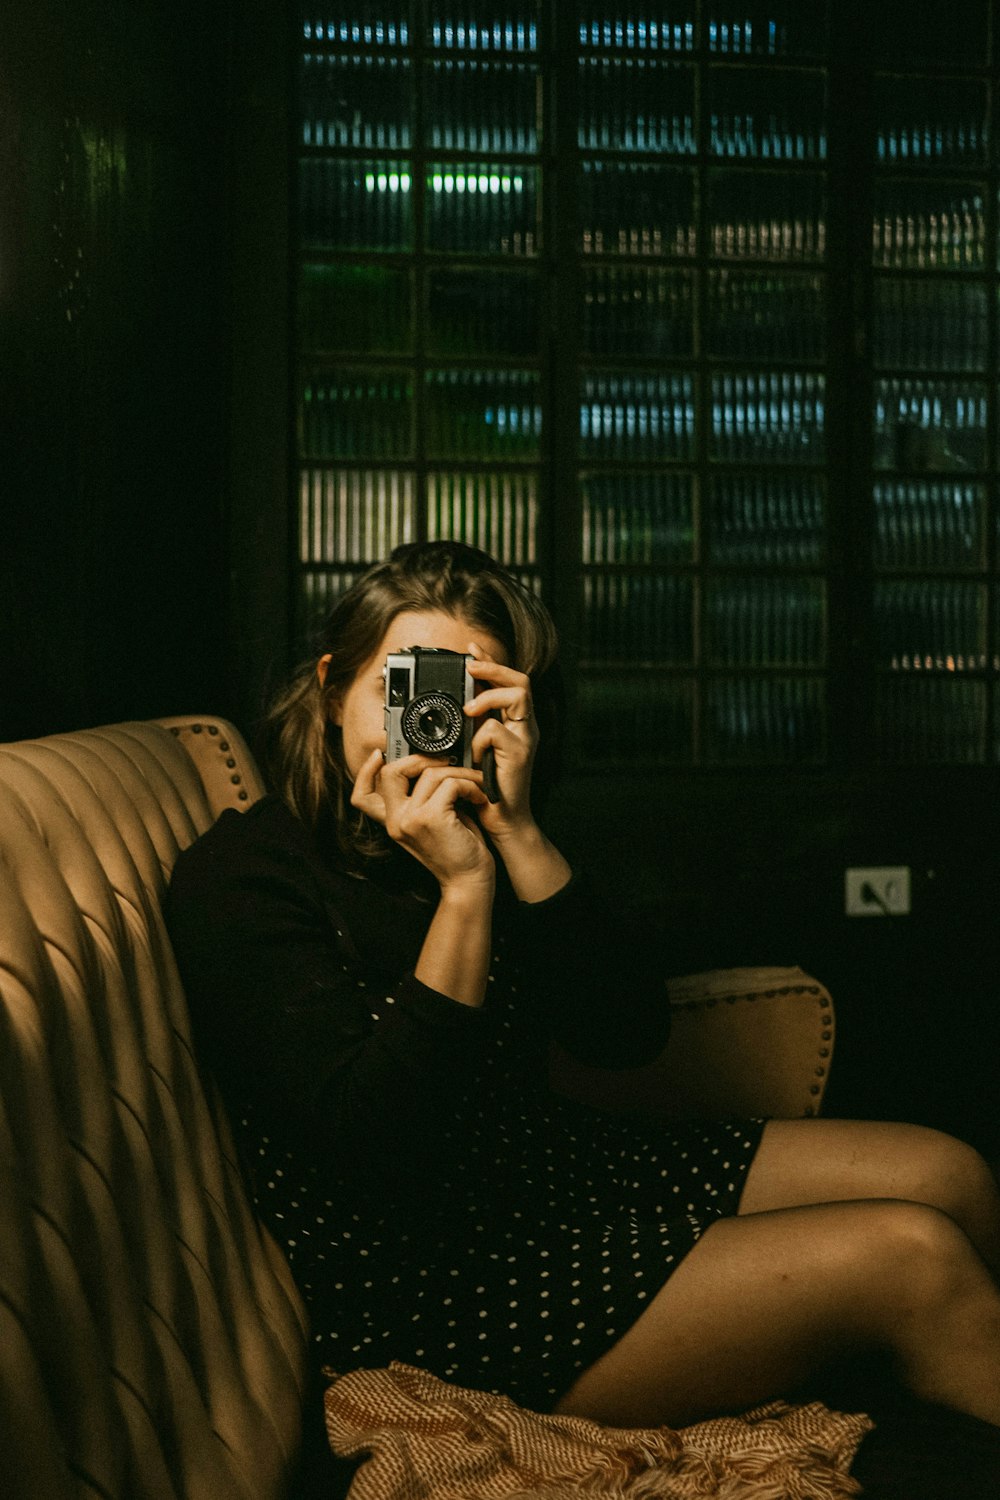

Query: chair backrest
left=0, top=717, right=307, bottom=1500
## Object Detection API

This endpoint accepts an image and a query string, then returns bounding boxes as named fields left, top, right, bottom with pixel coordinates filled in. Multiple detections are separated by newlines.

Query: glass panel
left=424, top=368, right=542, bottom=458
left=582, top=472, right=694, bottom=564
left=580, top=372, right=696, bottom=460
left=425, top=163, right=539, bottom=254
left=299, top=369, right=413, bottom=459
left=708, top=475, right=825, bottom=565
left=582, top=572, right=695, bottom=662
left=426, top=269, right=540, bottom=356
left=426, top=470, right=538, bottom=562
left=577, top=674, right=694, bottom=764
left=704, top=677, right=826, bottom=762
left=869, top=0, right=990, bottom=67
left=707, top=3, right=829, bottom=58
left=709, top=170, right=825, bottom=260
left=708, top=67, right=827, bottom=161
left=706, top=270, right=825, bottom=360
left=874, top=76, right=988, bottom=169
left=577, top=8, right=696, bottom=51
left=874, top=580, right=987, bottom=672
left=427, top=6, right=540, bottom=52
left=298, top=264, right=412, bottom=354
left=299, top=469, right=417, bottom=562
left=580, top=161, right=695, bottom=257
left=300, top=54, right=411, bottom=149
left=873, top=378, right=987, bottom=472
left=873, top=279, right=988, bottom=371
left=299, top=570, right=369, bottom=640
left=581, top=267, right=694, bottom=357
left=426, top=59, right=539, bottom=151
left=709, top=371, right=825, bottom=463
left=299, top=159, right=413, bottom=250
left=874, top=482, right=985, bottom=570
left=876, top=679, right=986, bottom=763
left=577, top=59, right=695, bottom=153
left=872, top=181, right=985, bottom=270
left=706, top=578, right=825, bottom=666
left=302, top=8, right=410, bottom=45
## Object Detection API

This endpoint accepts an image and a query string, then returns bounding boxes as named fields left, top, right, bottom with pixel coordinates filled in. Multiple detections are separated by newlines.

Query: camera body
left=384, top=646, right=499, bottom=800
left=384, top=647, right=476, bottom=765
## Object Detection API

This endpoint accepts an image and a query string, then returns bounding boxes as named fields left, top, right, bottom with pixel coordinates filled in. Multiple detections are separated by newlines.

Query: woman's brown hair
left=263, top=541, right=561, bottom=858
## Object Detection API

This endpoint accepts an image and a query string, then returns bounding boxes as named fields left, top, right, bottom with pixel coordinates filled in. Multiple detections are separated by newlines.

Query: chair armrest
left=549, top=965, right=835, bottom=1121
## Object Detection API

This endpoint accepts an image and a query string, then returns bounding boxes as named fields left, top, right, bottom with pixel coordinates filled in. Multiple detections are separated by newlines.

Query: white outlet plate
left=845, top=866, right=911, bottom=917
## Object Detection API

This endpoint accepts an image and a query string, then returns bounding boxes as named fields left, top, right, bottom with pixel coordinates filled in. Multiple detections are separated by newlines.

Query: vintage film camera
left=384, top=647, right=499, bottom=801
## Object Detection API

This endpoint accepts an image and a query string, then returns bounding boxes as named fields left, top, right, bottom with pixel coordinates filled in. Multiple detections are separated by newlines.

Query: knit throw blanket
left=324, top=1363, right=873, bottom=1500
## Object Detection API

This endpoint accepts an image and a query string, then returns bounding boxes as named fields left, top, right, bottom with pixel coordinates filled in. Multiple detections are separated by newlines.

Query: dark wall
left=0, top=0, right=236, bottom=739
left=548, top=766, right=1000, bottom=1160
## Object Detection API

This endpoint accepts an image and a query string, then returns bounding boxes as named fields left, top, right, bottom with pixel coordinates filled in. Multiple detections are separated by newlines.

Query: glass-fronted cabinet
left=292, top=2, right=999, bottom=771
left=296, top=3, right=544, bottom=635
left=575, top=3, right=829, bottom=765
left=868, top=5, right=994, bottom=762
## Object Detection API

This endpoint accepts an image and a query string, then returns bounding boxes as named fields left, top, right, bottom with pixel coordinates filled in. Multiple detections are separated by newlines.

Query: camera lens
left=417, top=706, right=452, bottom=744
left=401, top=692, right=463, bottom=754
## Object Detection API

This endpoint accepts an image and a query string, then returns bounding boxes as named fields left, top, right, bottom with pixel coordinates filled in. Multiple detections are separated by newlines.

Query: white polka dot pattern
left=243, top=944, right=764, bottom=1412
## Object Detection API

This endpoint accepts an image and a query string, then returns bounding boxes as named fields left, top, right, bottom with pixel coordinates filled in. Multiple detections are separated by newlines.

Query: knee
left=868, top=1199, right=984, bottom=1307
left=853, top=1198, right=1000, bottom=1380
left=908, top=1128, right=999, bottom=1226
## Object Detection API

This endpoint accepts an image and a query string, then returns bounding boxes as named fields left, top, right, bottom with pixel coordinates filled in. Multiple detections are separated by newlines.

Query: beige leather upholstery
left=0, top=713, right=834, bottom=1498
left=551, top=964, right=835, bottom=1120
left=0, top=718, right=307, bottom=1499
left=661, top=966, right=834, bottom=1118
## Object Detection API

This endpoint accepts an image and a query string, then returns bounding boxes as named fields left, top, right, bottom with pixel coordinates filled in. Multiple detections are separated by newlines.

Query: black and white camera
left=384, top=647, right=499, bottom=801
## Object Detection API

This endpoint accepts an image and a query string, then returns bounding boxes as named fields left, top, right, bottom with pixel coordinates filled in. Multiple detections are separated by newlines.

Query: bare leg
left=554, top=1199, right=1000, bottom=1431
left=739, top=1119, right=1000, bottom=1275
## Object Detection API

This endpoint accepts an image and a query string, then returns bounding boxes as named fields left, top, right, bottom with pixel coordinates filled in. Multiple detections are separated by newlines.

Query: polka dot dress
left=240, top=938, right=765, bottom=1414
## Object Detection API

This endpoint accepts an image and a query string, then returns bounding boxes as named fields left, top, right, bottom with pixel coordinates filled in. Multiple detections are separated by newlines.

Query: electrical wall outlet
left=845, top=866, right=911, bottom=917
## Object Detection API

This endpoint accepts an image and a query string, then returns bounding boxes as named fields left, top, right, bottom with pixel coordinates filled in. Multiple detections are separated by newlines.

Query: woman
left=166, top=540, right=1000, bottom=1431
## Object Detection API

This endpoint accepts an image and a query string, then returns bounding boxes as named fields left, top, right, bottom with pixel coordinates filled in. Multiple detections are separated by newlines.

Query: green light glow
left=364, top=172, right=412, bottom=192
left=363, top=172, right=523, bottom=195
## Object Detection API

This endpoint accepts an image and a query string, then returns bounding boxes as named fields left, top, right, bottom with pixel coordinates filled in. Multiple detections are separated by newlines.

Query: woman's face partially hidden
left=324, top=610, right=508, bottom=781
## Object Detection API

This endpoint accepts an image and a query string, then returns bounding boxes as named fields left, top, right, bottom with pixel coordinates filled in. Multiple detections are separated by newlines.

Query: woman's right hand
left=351, top=749, right=496, bottom=893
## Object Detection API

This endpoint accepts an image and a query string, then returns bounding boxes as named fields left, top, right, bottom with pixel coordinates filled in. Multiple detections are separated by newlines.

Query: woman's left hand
left=463, top=643, right=538, bottom=842
left=465, top=643, right=572, bottom=903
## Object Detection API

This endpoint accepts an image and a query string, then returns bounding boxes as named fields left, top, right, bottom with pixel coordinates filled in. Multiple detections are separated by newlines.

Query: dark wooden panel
left=0, top=0, right=233, bottom=738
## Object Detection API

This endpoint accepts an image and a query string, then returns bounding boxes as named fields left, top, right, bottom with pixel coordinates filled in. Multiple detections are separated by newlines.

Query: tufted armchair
left=0, top=716, right=836, bottom=1498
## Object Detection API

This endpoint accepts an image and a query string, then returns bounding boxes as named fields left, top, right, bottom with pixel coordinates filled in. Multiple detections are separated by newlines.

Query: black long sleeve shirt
left=165, top=796, right=670, bottom=1201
